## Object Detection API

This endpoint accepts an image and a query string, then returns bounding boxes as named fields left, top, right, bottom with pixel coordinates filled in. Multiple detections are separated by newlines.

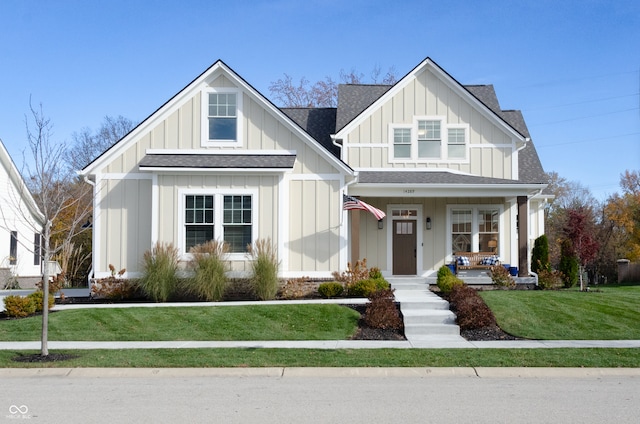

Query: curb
left=1, top=367, right=639, bottom=378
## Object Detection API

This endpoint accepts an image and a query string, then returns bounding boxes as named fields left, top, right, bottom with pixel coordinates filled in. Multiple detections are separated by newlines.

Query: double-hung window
left=202, top=89, right=242, bottom=146
left=393, top=128, right=411, bottom=158
left=447, top=128, right=466, bottom=159
left=417, top=120, right=441, bottom=159
left=182, top=190, right=256, bottom=256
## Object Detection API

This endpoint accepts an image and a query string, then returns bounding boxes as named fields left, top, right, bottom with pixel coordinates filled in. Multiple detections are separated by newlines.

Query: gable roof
left=280, top=108, right=339, bottom=156
left=80, top=60, right=353, bottom=177
left=0, top=139, right=45, bottom=225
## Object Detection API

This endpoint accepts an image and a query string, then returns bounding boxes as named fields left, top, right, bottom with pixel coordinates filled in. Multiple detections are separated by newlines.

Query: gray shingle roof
left=335, top=84, right=392, bottom=131
left=139, top=154, right=296, bottom=169
left=357, top=171, right=536, bottom=185
left=281, top=108, right=339, bottom=156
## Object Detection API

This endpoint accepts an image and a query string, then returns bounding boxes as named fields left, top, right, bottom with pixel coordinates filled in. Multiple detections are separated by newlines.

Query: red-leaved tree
left=563, top=207, right=599, bottom=291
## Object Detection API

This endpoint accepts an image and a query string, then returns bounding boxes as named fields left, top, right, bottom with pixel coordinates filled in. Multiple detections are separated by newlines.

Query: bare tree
left=69, top=115, right=136, bottom=170
left=22, top=100, right=93, bottom=356
left=269, top=66, right=398, bottom=108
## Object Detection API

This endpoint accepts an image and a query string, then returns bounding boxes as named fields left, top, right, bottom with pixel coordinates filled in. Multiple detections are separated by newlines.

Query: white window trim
left=446, top=204, right=504, bottom=262
left=201, top=88, right=243, bottom=147
left=178, top=188, right=258, bottom=260
left=388, top=117, right=469, bottom=163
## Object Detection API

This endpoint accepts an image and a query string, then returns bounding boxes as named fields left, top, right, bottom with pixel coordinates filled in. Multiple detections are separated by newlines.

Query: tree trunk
left=41, top=220, right=52, bottom=357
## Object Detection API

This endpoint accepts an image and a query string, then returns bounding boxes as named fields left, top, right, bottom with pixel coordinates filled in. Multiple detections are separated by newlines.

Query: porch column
left=517, top=196, right=528, bottom=277
left=350, top=210, right=360, bottom=263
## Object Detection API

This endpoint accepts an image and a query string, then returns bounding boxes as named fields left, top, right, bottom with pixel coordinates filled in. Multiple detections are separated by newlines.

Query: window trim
left=388, top=117, right=469, bottom=163
left=178, top=188, right=258, bottom=260
left=9, top=231, right=17, bottom=265
left=201, top=88, right=243, bottom=147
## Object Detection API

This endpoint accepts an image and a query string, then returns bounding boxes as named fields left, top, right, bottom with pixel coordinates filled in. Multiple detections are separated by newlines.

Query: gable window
left=417, top=120, right=441, bottom=158
left=449, top=206, right=501, bottom=255
left=447, top=128, right=466, bottom=159
left=9, top=231, right=17, bottom=265
left=181, top=190, right=256, bottom=257
left=393, top=128, right=411, bottom=158
left=389, top=117, right=468, bottom=162
left=202, top=89, right=242, bottom=146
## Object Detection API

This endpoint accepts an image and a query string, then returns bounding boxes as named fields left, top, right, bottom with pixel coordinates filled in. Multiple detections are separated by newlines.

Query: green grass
left=0, top=304, right=360, bottom=342
left=2, top=348, right=639, bottom=368
left=480, top=284, right=640, bottom=340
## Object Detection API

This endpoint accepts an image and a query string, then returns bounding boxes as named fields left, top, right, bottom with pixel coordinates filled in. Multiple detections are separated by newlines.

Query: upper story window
left=393, top=128, right=411, bottom=158
left=202, top=88, right=242, bottom=147
left=417, top=120, right=441, bottom=158
left=389, top=117, right=468, bottom=162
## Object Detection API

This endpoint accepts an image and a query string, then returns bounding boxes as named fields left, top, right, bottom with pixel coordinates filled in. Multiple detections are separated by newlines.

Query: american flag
left=343, top=194, right=386, bottom=221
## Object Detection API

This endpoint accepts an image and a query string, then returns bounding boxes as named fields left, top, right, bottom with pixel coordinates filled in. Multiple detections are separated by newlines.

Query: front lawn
left=480, top=284, right=640, bottom=340
left=0, top=304, right=360, bottom=342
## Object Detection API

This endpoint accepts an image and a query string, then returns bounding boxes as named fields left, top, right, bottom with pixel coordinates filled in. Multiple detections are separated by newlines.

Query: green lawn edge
left=2, top=348, right=639, bottom=368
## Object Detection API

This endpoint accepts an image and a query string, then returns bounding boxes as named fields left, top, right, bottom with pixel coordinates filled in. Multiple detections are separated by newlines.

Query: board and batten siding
left=92, top=71, right=346, bottom=277
left=343, top=68, right=515, bottom=180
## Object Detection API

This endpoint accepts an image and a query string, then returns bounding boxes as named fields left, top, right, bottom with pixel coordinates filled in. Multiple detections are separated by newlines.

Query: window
left=223, top=195, right=252, bottom=253
left=185, top=195, right=214, bottom=251
left=417, top=120, right=441, bottom=158
left=33, top=233, right=41, bottom=266
left=449, top=206, right=501, bottom=255
left=478, top=209, right=499, bottom=252
left=393, top=128, right=411, bottom=158
left=389, top=118, right=467, bottom=162
left=181, top=191, right=256, bottom=256
left=208, top=93, right=237, bottom=141
left=447, top=128, right=466, bottom=159
left=9, top=231, right=17, bottom=265
left=451, top=210, right=472, bottom=253
left=202, top=89, right=242, bottom=146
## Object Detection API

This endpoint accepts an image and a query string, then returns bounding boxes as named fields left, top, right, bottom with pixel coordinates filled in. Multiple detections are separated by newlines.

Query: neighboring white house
left=0, top=138, right=44, bottom=288
left=79, top=57, right=549, bottom=281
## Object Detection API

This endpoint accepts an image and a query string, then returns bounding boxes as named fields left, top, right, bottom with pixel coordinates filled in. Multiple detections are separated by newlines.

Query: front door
left=393, top=219, right=417, bottom=275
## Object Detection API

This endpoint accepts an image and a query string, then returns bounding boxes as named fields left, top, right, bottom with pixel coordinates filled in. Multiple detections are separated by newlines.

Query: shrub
left=559, top=240, right=579, bottom=288
left=187, top=240, right=229, bottom=301
left=348, top=278, right=389, bottom=297
left=279, top=277, right=315, bottom=300
left=436, top=266, right=464, bottom=294
left=537, top=268, right=564, bottom=290
left=489, top=265, right=515, bottom=289
left=248, top=238, right=280, bottom=300
left=368, top=267, right=383, bottom=280
left=448, top=285, right=496, bottom=330
left=531, top=235, right=550, bottom=274
left=332, top=259, right=370, bottom=290
left=138, top=242, right=179, bottom=302
left=27, top=290, right=55, bottom=313
left=91, top=278, right=139, bottom=300
left=3, top=295, right=37, bottom=318
left=318, top=282, right=344, bottom=298
left=364, top=288, right=403, bottom=330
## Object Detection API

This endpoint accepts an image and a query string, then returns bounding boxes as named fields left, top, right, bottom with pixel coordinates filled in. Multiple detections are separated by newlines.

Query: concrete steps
left=388, top=277, right=462, bottom=341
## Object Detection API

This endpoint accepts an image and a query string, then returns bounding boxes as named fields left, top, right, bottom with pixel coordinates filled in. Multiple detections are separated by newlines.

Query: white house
left=0, top=139, right=44, bottom=288
left=79, top=57, right=549, bottom=281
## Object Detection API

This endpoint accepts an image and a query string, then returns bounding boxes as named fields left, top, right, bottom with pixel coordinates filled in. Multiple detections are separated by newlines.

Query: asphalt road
left=1, top=368, right=638, bottom=423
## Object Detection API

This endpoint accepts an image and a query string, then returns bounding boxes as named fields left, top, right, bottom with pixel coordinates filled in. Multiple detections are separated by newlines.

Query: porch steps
left=388, top=277, right=462, bottom=341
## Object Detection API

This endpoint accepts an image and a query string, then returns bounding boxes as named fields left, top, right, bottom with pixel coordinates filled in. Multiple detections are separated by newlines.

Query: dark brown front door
left=393, top=220, right=417, bottom=275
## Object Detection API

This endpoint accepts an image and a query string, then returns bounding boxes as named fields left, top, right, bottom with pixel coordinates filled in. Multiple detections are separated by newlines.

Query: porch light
left=378, top=219, right=384, bottom=230
left=426, top=217, right=432, bottom=230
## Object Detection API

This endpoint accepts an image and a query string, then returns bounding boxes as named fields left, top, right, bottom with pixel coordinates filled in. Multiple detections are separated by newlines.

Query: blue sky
left=1, top=0, right=638, bottom=201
